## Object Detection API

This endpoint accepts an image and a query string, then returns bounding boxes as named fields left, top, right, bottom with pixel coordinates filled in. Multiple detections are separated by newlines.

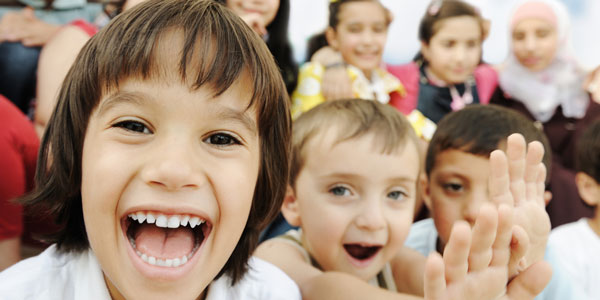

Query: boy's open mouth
left=124, top=212, right=211, bottom=268
left=343, top=243, right=382, bottom=261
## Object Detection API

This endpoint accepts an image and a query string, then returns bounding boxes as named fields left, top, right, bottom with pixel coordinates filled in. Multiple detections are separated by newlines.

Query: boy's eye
left=204, top=133, right=241, bottom=146
left=113, top=120, right=151, bottom=134
left=387, top=190, right=407, bottom=201
left=443, top=183, right=464, bottom=193
left=330, top=186, right=351, bottom=197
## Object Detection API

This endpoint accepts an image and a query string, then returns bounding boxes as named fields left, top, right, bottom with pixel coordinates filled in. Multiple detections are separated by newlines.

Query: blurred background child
left=490, top=0, right=600, bottom=228
left=291, top=0, right=403, bottom=119
left=548, top=118, right=600, bottom=299
left=216, top=0, right=298, bottom=95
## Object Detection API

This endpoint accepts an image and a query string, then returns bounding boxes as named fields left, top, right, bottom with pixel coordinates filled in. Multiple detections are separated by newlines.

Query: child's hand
left=490, top=133, right=550, bottom=275
left=424, top=204, right=510, bottom=299
left=238, top=12, right=267, bottom=37
left=311, top=47, right=353, bottom=101
left=423, top=204, right=551, bottom=300
left=0, top=7, right=60, bottom=46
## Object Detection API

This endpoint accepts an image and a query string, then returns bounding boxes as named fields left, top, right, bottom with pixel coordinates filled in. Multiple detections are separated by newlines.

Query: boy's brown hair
left=289, top=99, right=419, bottom=187
left=576, top=119, right=600, bottom=183
left=425, top=104, right=551, bottom=177
left=23, top=0, right=291, bottom=283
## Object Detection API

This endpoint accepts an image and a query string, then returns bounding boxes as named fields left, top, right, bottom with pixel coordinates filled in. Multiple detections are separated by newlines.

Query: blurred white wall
left=289, top=0, right=600, bottom=69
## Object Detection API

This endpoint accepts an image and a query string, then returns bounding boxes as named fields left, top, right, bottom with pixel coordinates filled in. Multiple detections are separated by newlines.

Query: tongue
left=135, top=223, right=195, bottom=259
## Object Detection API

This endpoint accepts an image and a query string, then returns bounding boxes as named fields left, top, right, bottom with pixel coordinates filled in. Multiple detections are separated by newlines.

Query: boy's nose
left=462, top=191, right=490, bottom=226
left=355, top=200, right=386, bottom=231
left=141, top=139, right=204, bottom=191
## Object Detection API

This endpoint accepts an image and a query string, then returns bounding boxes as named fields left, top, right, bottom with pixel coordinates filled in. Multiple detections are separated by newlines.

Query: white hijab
left=498, top=0, right=589, bottom=122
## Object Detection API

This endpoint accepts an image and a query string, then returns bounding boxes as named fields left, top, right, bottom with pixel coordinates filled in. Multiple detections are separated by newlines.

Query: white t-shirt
left=548, top=218, right=600, bottom=299
left=404, top=218, right=588, bottom=300
left=0, top=244, right=301, bottom=300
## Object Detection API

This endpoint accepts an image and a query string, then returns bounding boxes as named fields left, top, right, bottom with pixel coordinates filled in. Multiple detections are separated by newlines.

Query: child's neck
left=424, top=67, right=450, bottom=87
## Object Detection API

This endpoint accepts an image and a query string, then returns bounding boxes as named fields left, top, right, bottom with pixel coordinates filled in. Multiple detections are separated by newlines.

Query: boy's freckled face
left=425, top=149, right=492, bottom=250
left=80, top=74, right=260, bottom=299
left=292, top=131, right=419, bottom=281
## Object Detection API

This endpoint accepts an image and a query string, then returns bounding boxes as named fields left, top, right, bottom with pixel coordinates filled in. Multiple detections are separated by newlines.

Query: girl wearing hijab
left=490, top=0, right=600, bottom=228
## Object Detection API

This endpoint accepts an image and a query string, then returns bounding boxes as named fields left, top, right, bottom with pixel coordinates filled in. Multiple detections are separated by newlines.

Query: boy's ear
left=281, top=185, right=302, bottom=227
left=419, top=173, right=433, bottom=211
left=575, top=172, right=600, bottom=207
left=325, top=27, right=339, bottom=51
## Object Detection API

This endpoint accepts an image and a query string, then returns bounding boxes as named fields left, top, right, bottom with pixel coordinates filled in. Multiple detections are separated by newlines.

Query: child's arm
left=490, top=133, right=550, bottom=275
left=310, top=46, right=353, bottom=101
left=254, top=239, right=423, bottom=300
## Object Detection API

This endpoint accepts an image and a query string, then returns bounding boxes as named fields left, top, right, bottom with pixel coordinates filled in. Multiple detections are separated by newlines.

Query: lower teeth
left=129, top=237, right=198, bottom=268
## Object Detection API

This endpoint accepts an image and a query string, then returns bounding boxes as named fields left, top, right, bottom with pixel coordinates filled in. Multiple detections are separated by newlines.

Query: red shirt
left=0, top=95, right=39, bottom=240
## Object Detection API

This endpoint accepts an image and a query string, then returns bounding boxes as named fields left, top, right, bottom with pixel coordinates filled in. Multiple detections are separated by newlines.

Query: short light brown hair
left=23, top=0, right=290, bottom=284
left=289, top=99, right=419, bottom=187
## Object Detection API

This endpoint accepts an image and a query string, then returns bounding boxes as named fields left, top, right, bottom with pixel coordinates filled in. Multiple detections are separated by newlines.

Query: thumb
left=505, top=261, right=552, bottom=299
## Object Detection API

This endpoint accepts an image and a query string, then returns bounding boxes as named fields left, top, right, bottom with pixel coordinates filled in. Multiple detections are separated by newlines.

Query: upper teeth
left=128, top=212, right=205, bottom=229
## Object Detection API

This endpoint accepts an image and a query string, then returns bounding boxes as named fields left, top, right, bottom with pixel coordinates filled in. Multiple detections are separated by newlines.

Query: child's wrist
left=324, top=62, right=346, bottom=70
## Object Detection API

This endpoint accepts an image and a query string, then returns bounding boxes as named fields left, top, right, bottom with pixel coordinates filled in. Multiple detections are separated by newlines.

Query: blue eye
left=388, top=190, right=407, bottom=201
left=330, top=186, right=351, bottom=197
left=204, top=133, right=241, bottom=146
left=113, top=120, right=151, bottom=134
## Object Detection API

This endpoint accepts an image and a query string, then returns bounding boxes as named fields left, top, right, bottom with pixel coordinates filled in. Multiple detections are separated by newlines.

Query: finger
left=424, top=252, right=445, bottom=300
left=505, top=261, right=552, bottom=299
left=489, top=150, right=513, bottom=206
left=443, top=221, right=471, bottom=283
left=468, top=204, right=497, bottom=271
left=537, top=164, right=548, bottom=206
left=524, top=141, right=544, bottom=204
left=507, top=134, right=527, bottom=205
left=490, top=204, right=514, bottom=267
left=507, top=225, right=529, bottom=278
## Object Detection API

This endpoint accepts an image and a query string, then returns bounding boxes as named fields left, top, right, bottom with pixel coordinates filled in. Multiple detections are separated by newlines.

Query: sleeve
left=406, top=110, right=437, bottom=141
left=290, top=63, right=326, bottom=120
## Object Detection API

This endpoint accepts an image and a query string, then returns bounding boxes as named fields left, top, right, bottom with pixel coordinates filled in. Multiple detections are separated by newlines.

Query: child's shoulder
left=403, top=218, right=439, bottom=257
left=549, top=218, right=599, bottom=247
left=206, top=256, right=301, bottom=300
left=0, top=245, right=110, bottom=300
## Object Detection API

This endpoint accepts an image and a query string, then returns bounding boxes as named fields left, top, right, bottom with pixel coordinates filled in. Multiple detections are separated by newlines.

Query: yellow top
left=291, top=62, right=406, bottom=119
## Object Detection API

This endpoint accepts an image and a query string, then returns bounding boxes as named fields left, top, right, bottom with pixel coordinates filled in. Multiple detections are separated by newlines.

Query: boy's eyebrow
left=320, top=172, right=416, bottom=183
left=96, top=91, right=145, bottom=117
left=213, top=106, right=258, bottom=136
left=96, top=91, right=258, bottom=135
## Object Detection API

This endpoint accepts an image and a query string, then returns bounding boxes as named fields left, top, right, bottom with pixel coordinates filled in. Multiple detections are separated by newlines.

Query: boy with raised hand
left=407, top=104, right=585, bottom=299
